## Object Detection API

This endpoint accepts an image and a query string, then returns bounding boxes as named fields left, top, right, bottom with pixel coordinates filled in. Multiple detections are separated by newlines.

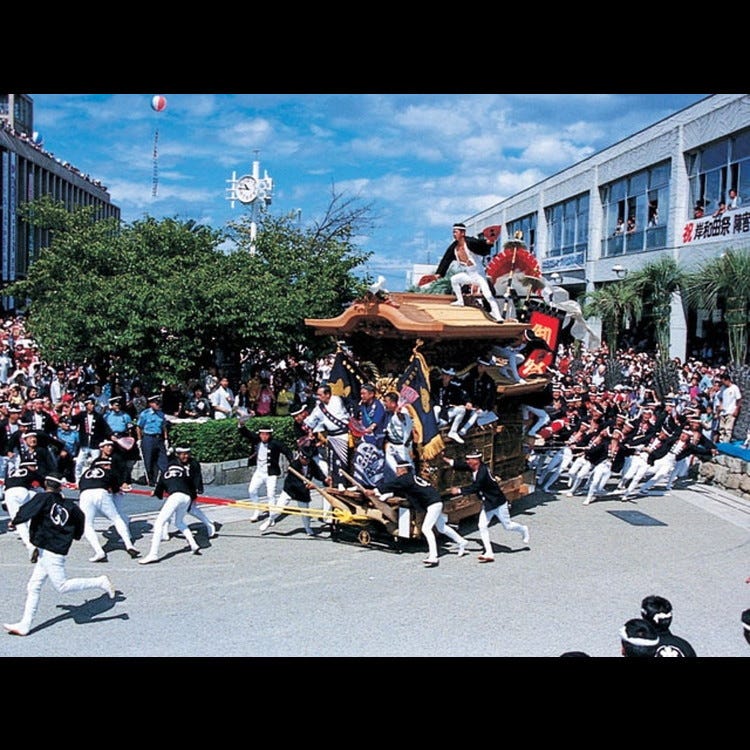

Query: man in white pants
left=2, top=460, right=44, bottom=559
left=303, top=384, right=351, bottom=490
left=78, top=441, right=140, bottom=562
left=421, top=223, right=503, bottom=322
left=493, top=335, right=526, bottom=384
left=444, top=451, right=529, bottom=563
left=4, top=474, right=116, bottom=637
left=583, top=430, right=621, bottom=505
left=433, top=367, right=471, bottom=444
left=139, top=446, right=202, bottom=564
left=621, top=427, right=674, bottom=499
left=239, top=426, right=294, bottom=522
left=260, top=448, right=328, bottom=536
left=160, top=445, right=216, bottom=541
left=371, top=459, right=470, bottom=567
left=382, top=391, right=414, bottom=478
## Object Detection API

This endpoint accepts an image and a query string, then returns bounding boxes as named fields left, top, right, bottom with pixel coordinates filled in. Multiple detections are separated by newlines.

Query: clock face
left=236, top=175, right=258, bottom=204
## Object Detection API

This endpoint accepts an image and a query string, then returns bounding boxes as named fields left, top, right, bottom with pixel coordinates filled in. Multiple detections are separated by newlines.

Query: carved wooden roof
left=305, top=292, right=530, bottom=341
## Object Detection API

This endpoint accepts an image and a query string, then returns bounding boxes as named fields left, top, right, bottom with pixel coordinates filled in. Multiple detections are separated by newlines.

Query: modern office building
left=463, top=93, right=750, bottom=360
left=0, top=94, right=119, bottom=310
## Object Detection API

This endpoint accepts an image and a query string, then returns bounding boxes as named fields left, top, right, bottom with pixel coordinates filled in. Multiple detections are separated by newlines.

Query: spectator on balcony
left=626, top=216, right=636, bottom=233
left=728, top=188, right=741, bottom=210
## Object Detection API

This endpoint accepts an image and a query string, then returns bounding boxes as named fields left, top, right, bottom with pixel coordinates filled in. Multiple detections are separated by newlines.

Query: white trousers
left=495, top=348, right=524, bottom=382
left=248, top=469, right=278, bottom=520
left=538, top=447, right=571, bottom=490
left=567, top=456, right=593, bottom=493
left=267, top=491, right=313, bottom=534
left=422, top=502, right=467, bottom=562
left=434, top=404, right=467, bottom=434
left=5, top=486, right=35, bottom=552
left=146, top=492, right=199, bottom=559
left=13, top=549, right=112, bottom=634
left=623, top=454, right=656, bottom=495
left=478, top=503, right=527, bottom=556
left=616, top=455, right=634, bottom=486
left=585, top=460, right=613, bottom=502
left=450, top=269, right=502, bottom=321
left=522, top=405, right=551, bottom=436
left=640, top=454, right=677, bottom=492
left=80, top=487, right=135, bottom=558
left=186, top=502, right=216, bottom=536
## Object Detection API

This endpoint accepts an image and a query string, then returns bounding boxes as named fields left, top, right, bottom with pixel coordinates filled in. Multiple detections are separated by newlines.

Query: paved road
left=1, top=478, right=748, bottom=658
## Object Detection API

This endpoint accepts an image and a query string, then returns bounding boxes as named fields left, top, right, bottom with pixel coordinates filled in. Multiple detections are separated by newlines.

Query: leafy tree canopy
left=7, top=192, right=373, bottom=386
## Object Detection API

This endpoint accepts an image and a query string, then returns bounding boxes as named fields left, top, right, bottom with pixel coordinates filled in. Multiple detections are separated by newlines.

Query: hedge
left=167, top=417, right=297, bottom=463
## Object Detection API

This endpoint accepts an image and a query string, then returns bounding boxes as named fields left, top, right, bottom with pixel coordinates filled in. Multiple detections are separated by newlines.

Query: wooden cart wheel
left=358, top=529, right=371, bottom=546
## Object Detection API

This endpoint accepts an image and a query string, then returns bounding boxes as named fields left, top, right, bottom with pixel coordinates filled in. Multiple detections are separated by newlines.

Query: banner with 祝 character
left=397, top=347, right=444, bottom=460
left=681, top=210, right=750, bottom=245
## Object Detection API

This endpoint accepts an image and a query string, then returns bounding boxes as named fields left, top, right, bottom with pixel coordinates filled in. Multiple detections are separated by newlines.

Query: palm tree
left=682, top=249, right=750, bottom=441
left=627, top=255, right=687, bottom=363
left=583, top=281, right=643, bottom=357
left=623, top=256, right=688, bottom=399
left=682, top=249, right=750, bottom=367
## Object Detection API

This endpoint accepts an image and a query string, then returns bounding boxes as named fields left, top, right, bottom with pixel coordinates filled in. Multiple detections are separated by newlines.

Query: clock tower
left=226, top=152, right=274, bottom=254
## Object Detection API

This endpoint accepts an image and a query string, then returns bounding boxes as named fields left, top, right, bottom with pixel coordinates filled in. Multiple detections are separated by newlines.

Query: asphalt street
left=1, top=477, right=748, bottom=659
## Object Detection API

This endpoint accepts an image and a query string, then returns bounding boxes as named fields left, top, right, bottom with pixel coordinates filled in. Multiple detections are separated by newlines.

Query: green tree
left=627, top=255, right=687, bottom=364
left=7, top=192, right=373, bottom=385
left=583, top=281, right=643, bottom=357
left=223, top=190, right=372, bottom=356
left=624, top=256, right=689, bottom=399
left=682, top=249, right=750, bottom=367
left=682, top=248, right=750, bottom=441
left=7, top=198, right=225, bottom=384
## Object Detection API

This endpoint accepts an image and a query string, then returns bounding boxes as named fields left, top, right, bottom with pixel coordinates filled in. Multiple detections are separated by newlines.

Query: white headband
left=619, top=625, right=659, bottom=647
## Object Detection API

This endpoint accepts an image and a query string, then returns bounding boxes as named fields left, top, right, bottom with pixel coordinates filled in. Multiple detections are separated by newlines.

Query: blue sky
left=29, top=93, right=709, bottom=293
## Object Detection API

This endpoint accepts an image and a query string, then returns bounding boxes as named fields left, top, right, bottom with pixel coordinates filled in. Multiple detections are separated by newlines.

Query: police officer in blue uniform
left=104, top=396, right=134, bottom=436
left=136, top=394, right=169, bottom=485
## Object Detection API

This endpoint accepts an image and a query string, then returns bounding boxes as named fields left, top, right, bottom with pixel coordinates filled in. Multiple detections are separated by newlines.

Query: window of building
left=601, top=160, right=670, bottom=257
left=505, top=213, right=536, bottom=255
left=688, top=131, right=750, bottom=218
left=546, top=193, right=589, bottom=258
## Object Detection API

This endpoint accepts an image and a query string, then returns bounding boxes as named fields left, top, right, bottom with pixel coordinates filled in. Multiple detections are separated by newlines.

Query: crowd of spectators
left=0, top=310, right=745, bottom=486
left=520, top=341, right=749, bottom=503
left=0, top=314, right=332, bottom=432
left=547, top=342, right=743, bottom=446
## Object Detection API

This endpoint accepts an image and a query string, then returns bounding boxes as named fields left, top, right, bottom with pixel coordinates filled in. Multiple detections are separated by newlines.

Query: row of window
left=503, top=128, right=750, bottom=264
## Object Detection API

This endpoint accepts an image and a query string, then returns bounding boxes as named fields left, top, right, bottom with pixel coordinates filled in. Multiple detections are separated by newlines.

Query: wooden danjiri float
left=303, top=251, right=568, bottom=550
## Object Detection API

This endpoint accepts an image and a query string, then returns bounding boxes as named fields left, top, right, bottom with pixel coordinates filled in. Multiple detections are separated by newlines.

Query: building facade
left=462, top=93, right=750, bottom=361
left=0, top=94, right=119, bottom=310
